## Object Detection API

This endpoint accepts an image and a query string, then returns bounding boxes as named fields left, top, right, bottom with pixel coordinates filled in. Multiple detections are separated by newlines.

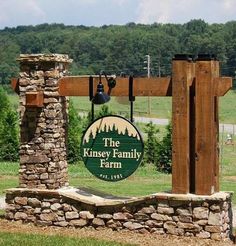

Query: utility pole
left=144, top=55, right=151, bottom=115
left=144, top=55, right=151, bottom=78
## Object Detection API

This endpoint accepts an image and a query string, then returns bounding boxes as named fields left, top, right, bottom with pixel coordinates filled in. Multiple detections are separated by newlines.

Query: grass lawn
left=0, top=232, right=131, bottom=246
left=69, top=90, right=236, bottom=123
left=8, top=86, right=236, bottom=123
left=0, top=153, right=235, bottom=204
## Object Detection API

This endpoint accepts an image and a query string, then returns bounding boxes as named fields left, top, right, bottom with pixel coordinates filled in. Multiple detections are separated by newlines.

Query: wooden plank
left=25, top=91, right=44, bottom=107
left=11, top=78, right=19, bottom=94
left=58, top=76, right=172, bottom=97
left=213, top=61, right=220, bottom=192
left=195, top=60, right=216, bottom=195
left=214, top=77, right=232, bottom=96
left=172, top=60, right=194, bottom=194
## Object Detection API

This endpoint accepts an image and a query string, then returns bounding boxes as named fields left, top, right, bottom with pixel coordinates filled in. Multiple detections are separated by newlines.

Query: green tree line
left=1, top=19, right=236, bottom=85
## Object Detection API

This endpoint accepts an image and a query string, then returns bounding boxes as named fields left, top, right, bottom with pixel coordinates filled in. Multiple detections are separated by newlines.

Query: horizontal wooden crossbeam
left=214, top=77, right=232, bottom=96
left=57, top=76, right=232, bottom=97
left=12, top=75, right=232, bottom=98
left=58, top=76, right=172, bottom=97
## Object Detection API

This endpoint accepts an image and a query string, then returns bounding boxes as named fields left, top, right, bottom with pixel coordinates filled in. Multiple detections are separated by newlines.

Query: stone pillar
left=18, top=54, right=72, bottom=189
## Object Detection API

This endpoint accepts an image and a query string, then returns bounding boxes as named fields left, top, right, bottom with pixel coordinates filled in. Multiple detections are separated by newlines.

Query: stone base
left=5, top=188, right=233, bottom=241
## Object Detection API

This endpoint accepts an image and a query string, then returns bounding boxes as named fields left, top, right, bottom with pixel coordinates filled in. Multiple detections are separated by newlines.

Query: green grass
left=219, top=90, right=236, bottom=124
left=70, top=90, right=236, bottom=123
left=0, top=232, right=132, bottom=246
left=0, top=162, right=18, bottom=195
left=71, top=96, right=172, bottom=119
left=69, top=163, right=171, bottom=197
left=0, top=162, right=18, bottom=176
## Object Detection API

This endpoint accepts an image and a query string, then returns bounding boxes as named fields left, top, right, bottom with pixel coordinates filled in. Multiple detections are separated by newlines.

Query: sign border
left=80, top=115, right=144, bottom=182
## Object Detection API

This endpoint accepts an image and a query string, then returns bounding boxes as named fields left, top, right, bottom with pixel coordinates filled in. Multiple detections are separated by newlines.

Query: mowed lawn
left=0, top=231, right=132, bottom=246
left=1, top=143, right=236, bottom=204
left=9, top=89, right=236, bottom=123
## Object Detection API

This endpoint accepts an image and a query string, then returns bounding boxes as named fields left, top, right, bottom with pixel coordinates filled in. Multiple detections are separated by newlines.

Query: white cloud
left=136, top=0, right=236, bottom=24
left=0, top=0, right=46, bottom=27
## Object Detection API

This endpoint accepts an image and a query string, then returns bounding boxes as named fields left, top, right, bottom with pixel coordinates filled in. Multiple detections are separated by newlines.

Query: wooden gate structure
left=12, top=54, right=232, bottom=195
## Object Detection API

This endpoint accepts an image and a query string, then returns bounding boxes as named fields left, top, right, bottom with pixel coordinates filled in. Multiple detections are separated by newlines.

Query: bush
left=0, top=87, right=19, bottom=161
left=156, top=123, right=172, bottom=174
left=67, top=101, right=83, bottom=163
left=143, top=121, right=172, bottom=173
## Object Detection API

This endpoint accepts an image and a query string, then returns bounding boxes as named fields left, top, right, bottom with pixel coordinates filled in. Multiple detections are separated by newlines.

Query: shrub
left=0, top=87, right=19, bottom=161
left=67, top=101, right=83, bottom=163
left=143, top=122, right=160, bottom=165
left=156, top=123, right=172, bottom=174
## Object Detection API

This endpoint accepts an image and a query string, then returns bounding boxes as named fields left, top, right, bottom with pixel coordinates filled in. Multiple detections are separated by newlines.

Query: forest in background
left=0, top=19, right=236, bottom=85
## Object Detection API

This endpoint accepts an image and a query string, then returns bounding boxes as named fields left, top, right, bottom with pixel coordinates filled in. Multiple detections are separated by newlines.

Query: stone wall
left=18, top=54, right=72, bottom=189
left=5, top=189, right=233, bottom=241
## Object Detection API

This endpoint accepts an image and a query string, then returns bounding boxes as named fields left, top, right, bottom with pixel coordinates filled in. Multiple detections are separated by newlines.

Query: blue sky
left=0, top=0, right=236, bottom=29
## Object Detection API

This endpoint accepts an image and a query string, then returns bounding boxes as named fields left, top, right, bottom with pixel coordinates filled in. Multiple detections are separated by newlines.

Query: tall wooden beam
left=213, top=61, right=220, bottom=192
left=195, top=59, right=216, bottom=195
left=172, top=57, right=195, bottom=194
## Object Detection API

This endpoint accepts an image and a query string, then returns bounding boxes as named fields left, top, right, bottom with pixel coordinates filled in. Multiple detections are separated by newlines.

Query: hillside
left=0, top=20, right=236, bottom=85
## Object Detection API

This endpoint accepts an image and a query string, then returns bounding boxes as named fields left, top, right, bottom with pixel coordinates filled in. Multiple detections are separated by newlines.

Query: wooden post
left=195, top=56, right=217, bottom=195
left=172, top=55, right=194, bottom=194
left=213, top=61, right=220, bottom=192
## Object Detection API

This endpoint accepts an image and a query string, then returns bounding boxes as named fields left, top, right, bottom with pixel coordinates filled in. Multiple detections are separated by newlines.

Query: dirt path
left=0, top=219, right=233, bottom=246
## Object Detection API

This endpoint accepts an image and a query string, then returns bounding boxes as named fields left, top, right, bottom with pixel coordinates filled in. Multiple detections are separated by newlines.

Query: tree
left=156, top=123, right=172, bottom=174
left=143, top=122, right=160, bottom=165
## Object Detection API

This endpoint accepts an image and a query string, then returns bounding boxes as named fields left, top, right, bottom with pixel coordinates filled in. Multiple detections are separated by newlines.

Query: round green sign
left=81, top=115, right=144, bottom=181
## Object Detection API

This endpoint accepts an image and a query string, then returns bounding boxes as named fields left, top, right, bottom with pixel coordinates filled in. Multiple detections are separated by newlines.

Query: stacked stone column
left=18, top=54, right=72, bottom=189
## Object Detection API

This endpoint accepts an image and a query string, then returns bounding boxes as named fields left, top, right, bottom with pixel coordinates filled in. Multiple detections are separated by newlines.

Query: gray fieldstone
left=39, top=212, right=58, bottom=222
left=14, top=197, right=28, bottom=206
left=14, top=212, right=28, bottom=220
left=193, top=207, right=209, bottom=219
left=139, top=206, right=156, bottom=214
left=69, top=219, right=88, bottom=227
left=97, top=214, right=113, bottom=220
left=113, top=212, right=128, bottom=221
left=79, top=211, right=94, bottom=220
left=176, top=208, right=191, bottom=216
left=151, top=213, right=172, bottom=221
left=177, top=222, right=201, bottom=232
left=179, top=215, right=192, bottom=223
left=92, top=218, right=105, bottom=227
left=157, top=207, right=174, bottom=215
left=208, top=212, right=221, bottom=225
left=54, top=221, right=68, bottom=227
left=65, top=211, right=79, bottom=220
left=50, top=203, right=62, bottom=211
left=196, top=231, right=211, bottom=239
left=205, top=225, right=221, bottom=233
left=145, top=220, right=163, bottom=228
left=123, top=222, right=143, bottom=230
left=134, top=212, right=150, bottom=221
left=28, top=198, right=41, bottom=207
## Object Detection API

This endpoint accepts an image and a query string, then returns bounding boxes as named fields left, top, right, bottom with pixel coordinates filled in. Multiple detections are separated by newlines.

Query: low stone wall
left=5, top=188, right=233, bottom=241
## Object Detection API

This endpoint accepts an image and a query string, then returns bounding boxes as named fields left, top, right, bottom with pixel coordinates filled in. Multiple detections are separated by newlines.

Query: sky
left=0, top=0, right=236, bottom=29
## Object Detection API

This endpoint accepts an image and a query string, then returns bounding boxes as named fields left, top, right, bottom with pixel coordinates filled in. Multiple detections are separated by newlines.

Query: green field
left=1, top=145, right=236, bottom=203
left=8, top=89, right=236, bottom=123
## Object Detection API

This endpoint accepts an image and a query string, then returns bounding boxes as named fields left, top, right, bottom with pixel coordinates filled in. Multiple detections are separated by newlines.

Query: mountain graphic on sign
left=83, top=116, right=140, bottom=144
